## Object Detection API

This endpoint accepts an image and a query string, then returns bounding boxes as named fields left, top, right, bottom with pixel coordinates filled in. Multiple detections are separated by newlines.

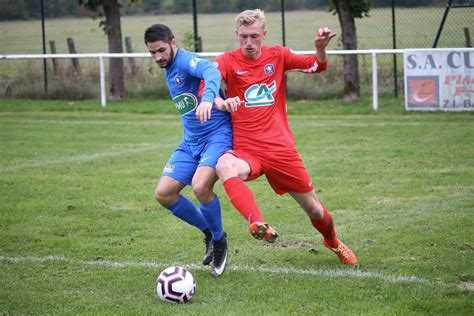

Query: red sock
left=310, top=206, right=339, bottom=248
left=223, top=177, right=265, bottom=223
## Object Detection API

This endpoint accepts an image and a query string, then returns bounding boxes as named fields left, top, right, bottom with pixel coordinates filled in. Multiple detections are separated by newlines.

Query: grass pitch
left=0, top=98, right=473, bottom=314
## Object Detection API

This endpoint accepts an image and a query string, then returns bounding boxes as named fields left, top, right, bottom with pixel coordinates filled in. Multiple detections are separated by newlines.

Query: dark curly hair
left=144, top=24, right=175, bottom=44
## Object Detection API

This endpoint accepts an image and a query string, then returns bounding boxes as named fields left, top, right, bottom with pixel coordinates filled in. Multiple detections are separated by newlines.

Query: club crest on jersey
left=175, top=76, right=183, bottom=86
left=244, top=80, right=276, bottom=107
left=172, top=93, right=197, bottom=115
left=264, top=64, right=275, bottom=74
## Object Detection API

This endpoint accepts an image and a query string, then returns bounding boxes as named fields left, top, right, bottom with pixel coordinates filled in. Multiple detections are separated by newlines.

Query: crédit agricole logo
left=244, top=80, right=277, bottom=107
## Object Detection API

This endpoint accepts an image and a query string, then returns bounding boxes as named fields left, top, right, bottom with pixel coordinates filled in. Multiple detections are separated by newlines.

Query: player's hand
left=315, top=27, right=337, bottom=49
left=196, top=101, right=213, bottom=123
left=215, top=96, right=242, bottom=112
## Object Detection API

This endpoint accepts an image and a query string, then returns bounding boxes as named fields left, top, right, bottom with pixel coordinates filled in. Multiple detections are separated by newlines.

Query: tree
left=77, top=0, right=141, bottom=100
left=331, top=0, right=371, bottom=102
left=0, top=0, right=28, bottom=20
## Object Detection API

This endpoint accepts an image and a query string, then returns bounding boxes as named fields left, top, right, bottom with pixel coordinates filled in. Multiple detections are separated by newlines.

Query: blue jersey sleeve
left=176, top=52, right=221, bottom=103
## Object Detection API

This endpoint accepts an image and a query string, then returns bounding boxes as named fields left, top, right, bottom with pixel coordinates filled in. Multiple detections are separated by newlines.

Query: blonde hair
left=236, top=9, right=266, bottom=30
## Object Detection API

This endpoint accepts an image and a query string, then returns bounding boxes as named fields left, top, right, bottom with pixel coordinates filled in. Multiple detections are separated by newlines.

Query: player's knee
left=216, top=154, right=235, bottom=179
left=192, top=182, right=212, bottom=202
left=155, top=187, right=174, bottom=207
left=307, top=204, right=324, bottom=220
left=154, top=187, right=167, bottom=205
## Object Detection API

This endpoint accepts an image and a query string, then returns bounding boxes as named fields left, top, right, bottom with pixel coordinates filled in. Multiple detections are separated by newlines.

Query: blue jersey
left=164, top=48, right=231, bottom=145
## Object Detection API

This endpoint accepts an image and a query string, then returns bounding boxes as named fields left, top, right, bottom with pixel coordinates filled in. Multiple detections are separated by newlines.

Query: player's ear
left=171, top=38, right=177, bottom=50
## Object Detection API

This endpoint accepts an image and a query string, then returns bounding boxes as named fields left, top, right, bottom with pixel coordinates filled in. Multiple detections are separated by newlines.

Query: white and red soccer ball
left=156, top=266, right=195, bottom=303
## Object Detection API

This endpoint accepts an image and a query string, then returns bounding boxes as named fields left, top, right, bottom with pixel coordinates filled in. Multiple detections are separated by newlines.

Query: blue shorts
left=162, top=128, right=232, bottom=186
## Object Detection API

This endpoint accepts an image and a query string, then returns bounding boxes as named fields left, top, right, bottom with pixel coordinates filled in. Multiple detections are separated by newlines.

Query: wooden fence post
left=464, top=27, right=472, bottom=48
left=49, top=40, right=59, bottom=74
left=66, top=37, right=82, bottom=74
left=125, top=37, right=138, bottom=75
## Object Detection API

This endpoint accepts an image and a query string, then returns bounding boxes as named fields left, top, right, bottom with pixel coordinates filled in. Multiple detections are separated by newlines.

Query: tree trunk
left=335, top=0, right=360, bottom=102
left=103, top=0, right=124, bottom=100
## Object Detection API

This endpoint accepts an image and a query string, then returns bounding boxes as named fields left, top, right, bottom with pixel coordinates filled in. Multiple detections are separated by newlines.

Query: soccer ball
left=156, top=266, right=196, bottom=303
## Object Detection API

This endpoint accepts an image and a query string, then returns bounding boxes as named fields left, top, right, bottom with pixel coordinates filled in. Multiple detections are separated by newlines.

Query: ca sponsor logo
left=172, top=93, right=198, bottom=115
left=163, top=164, right=174, bottom=173
left=244, top=80, right=277, bottom=107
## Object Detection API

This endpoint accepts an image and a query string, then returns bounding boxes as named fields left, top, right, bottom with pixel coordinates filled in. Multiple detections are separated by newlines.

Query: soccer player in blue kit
left=144, top=24, right=231, bottom=276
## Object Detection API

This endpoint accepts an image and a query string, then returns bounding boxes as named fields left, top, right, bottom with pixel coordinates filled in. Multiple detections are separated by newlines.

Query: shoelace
left=335, top=244, right=352, bottom=259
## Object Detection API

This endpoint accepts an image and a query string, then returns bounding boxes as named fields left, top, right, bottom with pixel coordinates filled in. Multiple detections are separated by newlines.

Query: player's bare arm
left=214, top=96, right=241, bottom=112
left=314, top=27, right=337, bottom=63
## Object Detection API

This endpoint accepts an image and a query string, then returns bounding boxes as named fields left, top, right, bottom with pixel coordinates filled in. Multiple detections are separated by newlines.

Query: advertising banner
left=404, top=49, right=473, bottom=111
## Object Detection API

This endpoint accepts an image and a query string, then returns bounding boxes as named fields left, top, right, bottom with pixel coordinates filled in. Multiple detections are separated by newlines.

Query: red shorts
left=229, top=148, right=314, bottom=195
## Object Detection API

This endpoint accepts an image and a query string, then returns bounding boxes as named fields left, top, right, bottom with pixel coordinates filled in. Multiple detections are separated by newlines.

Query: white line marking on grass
left=228, top=265, right=425, bottom=284
left=1, top=143, right=172, bottom=172
left=0, top=254, right=429, bottom=285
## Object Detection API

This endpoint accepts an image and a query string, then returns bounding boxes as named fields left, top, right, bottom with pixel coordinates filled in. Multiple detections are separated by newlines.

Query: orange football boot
left=249, top=222, right=279, bottom=243
left=323, top=239, right=357, bottom=265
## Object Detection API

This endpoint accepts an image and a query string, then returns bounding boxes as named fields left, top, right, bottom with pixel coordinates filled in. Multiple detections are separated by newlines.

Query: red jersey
left=215, top=45, right=327, bottom=152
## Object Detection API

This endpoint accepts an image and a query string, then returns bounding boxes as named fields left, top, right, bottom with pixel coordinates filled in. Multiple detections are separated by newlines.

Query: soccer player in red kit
left=214, top=9, right=357, bottom=264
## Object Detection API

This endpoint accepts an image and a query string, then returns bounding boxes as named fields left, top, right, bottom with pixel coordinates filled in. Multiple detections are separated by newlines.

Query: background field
left=1, top=8, right=472, bottom=54
left=0, top=98, right=473, bottom=314
left=1, top=6, right=473, bottom=100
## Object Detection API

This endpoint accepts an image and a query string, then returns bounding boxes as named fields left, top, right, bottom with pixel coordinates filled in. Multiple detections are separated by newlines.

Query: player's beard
left=157, top=44, right=175, bottom=68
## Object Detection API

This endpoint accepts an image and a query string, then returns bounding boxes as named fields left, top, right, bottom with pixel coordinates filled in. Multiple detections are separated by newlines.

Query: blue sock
left=199, top=194, right=224, bottom=241
left=168, top=195, right=208, bottom=232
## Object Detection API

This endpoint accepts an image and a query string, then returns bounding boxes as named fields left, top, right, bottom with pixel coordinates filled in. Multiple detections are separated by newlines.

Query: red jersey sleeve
left=282, top=47, right=328, bottom=74
left=197, top=80, right=204, bottom=99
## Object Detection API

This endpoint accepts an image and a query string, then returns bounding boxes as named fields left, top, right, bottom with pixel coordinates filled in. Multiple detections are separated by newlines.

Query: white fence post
left=372, top=51, right=378, bottom=111
left=99, top=55, right=106, bottom=109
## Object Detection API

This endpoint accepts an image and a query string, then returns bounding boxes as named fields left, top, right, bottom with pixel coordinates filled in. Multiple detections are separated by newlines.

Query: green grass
left=1, top=97, right=473, bottom=314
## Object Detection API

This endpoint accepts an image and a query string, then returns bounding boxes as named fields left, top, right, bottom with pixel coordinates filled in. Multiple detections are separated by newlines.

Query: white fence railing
left=1, top=48, right=470, bottom=110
